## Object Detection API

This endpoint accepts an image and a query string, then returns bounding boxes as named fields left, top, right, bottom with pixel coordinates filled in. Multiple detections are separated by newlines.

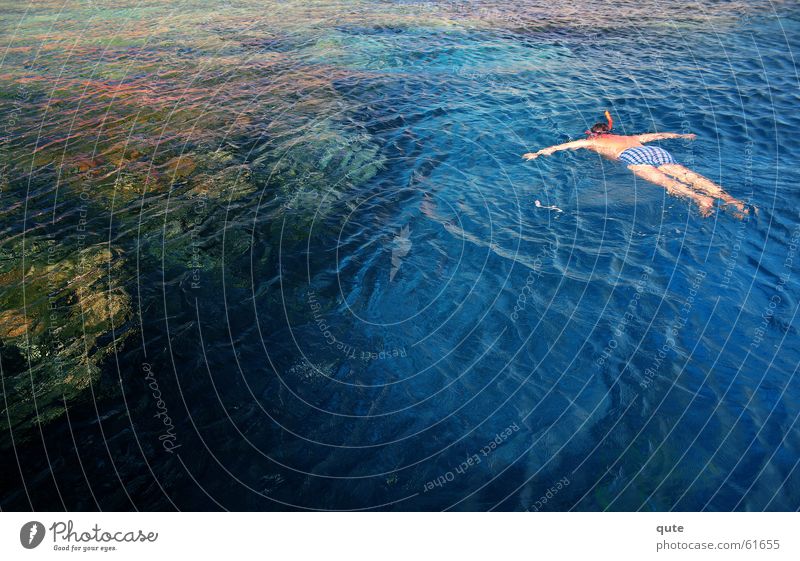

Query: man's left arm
left=523, top=139, right=593, bottom=160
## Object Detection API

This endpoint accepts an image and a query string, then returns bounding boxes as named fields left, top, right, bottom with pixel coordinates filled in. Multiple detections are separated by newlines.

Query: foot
left=723, top=199, right=748, bottom=214
left=721, top=200, right=756, bottom=219
left=697, top=197, right=715, bottom=217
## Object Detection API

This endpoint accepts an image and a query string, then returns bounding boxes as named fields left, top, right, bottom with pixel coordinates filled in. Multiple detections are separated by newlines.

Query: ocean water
left=1, top=0, right=799, bottom=511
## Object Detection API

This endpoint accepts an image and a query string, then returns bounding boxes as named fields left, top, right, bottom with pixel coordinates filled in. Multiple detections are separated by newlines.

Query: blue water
left=2, top=0, right=800, bottom=511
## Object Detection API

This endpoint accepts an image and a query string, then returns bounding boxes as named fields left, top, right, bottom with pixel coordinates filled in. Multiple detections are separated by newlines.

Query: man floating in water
left=523, top=111, right=750, bottom=218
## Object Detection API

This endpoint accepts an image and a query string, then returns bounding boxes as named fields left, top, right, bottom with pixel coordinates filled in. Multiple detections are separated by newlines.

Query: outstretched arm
left=637, top=132, right=696, bottom=143
left=523, top=139, right=593, bottom=160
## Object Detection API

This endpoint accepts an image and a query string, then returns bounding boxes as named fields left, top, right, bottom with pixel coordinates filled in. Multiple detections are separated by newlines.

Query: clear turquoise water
left=1, top=0, right=800, bottom=510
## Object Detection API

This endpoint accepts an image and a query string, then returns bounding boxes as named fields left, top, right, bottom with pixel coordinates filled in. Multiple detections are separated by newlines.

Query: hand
left=522, top=152, right=539, bottom=160
left=684, top=133, right=697, bottom=140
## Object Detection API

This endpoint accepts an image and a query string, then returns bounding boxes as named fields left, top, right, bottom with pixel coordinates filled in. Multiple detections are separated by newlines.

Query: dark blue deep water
left=1, top=0, right=800, bottom=511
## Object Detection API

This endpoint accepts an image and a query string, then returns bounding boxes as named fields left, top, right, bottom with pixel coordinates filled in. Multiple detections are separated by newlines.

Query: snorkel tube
left=604, top=110, right=613, bottom=131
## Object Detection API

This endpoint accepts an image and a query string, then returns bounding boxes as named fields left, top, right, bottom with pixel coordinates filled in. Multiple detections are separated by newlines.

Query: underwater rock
left=264, top=124, right=385, bottom=239
left=0, top=239, right=132, bottom=445
left=188, top=151, right=256, bottom=203
left=0, top=310, right=35, bottom=339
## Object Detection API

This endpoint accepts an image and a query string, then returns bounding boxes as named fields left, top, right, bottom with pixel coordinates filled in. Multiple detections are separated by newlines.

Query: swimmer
left=523, top=111, right=751, bottom=218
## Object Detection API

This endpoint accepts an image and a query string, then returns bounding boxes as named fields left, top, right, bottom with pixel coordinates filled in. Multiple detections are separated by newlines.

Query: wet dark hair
left=590, top=122, right=611, bottom=134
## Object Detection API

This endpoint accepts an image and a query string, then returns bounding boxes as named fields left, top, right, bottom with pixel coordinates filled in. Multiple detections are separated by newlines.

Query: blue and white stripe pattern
left=618, top=146, right=676, bottom=166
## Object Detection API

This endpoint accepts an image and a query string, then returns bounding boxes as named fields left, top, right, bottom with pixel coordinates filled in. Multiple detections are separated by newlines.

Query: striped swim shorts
left=618, top=146, right=676, bottom=166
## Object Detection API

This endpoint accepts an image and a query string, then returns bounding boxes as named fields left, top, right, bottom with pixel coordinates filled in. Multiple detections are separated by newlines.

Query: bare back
left=586, top=134, right=644, bottom=160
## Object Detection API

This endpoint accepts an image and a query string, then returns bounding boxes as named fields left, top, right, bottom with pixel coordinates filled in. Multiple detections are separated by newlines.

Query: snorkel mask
left=585, top=110, right=614, bottom=137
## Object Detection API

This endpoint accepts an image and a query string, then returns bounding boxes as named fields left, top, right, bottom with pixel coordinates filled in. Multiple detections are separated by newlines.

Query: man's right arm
left=637, top=132, right=696, bottom=143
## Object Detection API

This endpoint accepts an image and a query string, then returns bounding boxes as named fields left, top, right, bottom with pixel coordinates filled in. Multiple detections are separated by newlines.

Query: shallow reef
left=0, top=239, right=130, bottom=443
left=0, top=0, right=393, bottom=443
